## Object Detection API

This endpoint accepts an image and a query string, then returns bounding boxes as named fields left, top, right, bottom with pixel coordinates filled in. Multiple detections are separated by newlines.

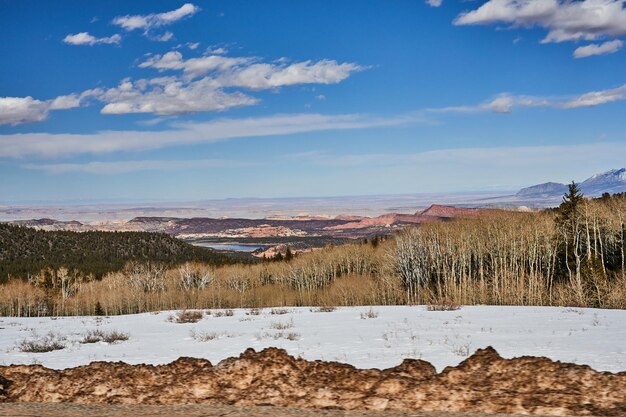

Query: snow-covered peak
left=582, top=168, right=626, bottom=185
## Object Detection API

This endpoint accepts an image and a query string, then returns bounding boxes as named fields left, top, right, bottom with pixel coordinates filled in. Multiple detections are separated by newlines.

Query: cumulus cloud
left=140, top=51, right=363, bottom=86
left=0, top=97, right=50, bottom=125
left=97, top=51, right=364, bottom=116
left=98, top=76, right=258, bottom=115
left=454, top=0, right=626, bottom=47
left=215, top=60, right=363, bottom=90
left=426, top=0, right=443, bottom=7
left=574, top=39, right=624, bottom=57
left=0, top=94, right=85, bottom=126
left=63, top=32, right=121, bottom=46
left=139, top=51, right=251, bottom=79
left=3, top=48, right=363, bottom=120
left=0, top=113, right=415, bottom=158
left=49, top=94, right=82, bottom=110
left=112, top=3, right=199, bottom=39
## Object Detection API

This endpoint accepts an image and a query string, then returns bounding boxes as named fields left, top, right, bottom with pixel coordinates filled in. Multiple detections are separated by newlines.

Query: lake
left=194, top=243, right=266, bottom=252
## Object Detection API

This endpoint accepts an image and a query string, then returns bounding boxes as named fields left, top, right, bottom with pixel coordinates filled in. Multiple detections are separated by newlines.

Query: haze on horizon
left=1, top=0, right=626, bottom=204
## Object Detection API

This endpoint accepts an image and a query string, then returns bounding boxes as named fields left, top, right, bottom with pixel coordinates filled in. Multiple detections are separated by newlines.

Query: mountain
left=580, top=168, right=626, bottom=195
left=516, top=169, right=626, bottom=198
left=516, top=182, right=569, bottom=198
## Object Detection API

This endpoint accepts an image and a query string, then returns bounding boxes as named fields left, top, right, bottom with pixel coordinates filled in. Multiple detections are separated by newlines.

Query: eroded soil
left=1, top=347, right=624, bottom=416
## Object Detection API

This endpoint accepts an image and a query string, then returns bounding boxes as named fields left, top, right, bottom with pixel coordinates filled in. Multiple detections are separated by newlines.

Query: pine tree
left=557, top=181, right=585, bottom=297
left=559, top=181, right=584, bottom=219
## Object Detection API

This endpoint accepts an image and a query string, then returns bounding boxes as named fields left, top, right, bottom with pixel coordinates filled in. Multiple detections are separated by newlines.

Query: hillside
left=0, top=224, right=230, bottom=282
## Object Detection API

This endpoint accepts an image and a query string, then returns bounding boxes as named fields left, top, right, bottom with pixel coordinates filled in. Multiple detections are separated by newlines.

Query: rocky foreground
left=1, top=347, right=625, bottom=416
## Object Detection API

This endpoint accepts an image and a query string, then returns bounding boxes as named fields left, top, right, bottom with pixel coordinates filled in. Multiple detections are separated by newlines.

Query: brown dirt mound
left=1, top=347, right=625, bottom=416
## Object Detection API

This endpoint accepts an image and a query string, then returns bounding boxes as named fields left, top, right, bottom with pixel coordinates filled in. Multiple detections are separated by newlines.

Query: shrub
left=212, top=309, right=234, bottom=317
left=269, top=308, right=290, bottom=315
left=19, top=332, right=66, bottom=353
left=81, top=329, right=105, bottom=344
left=191, top=330, right=218, bottom=342
left=170, top=310, right=204, bottom=323
left=360, top=307, right=379, bottom=319
left=270, top=319, right=294, bottom=330
left=81, top=329, right=129, bottom=344
left=255, top=331, right=300, bottom=341
left=102, top=330, right=129, bottom=343
left=282, top=331, right=300, bottom=341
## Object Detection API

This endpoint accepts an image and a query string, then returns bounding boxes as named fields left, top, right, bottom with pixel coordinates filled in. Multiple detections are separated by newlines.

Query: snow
left=1, top=306, right=625, bottom=372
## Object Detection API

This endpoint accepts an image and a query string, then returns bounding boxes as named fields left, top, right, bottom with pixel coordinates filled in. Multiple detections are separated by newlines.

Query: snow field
left=0, top=305, right=625, bottom=372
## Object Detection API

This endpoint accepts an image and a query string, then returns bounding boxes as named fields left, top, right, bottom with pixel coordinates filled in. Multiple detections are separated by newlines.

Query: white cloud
left=454, top=0, right=626, bottom=45
left=0, top=113, right=416, bottom=158
left=574, top=39, right=624, bottom=57
left=561, top=84, right=626, bottom=108
left=0, top=97, right=50, bottom=125
left=23, top=159, right=254, bottom=174
left=101, top=52, right=364, bottom=116
left=215, top=60, right=363, bottom=90
left=187, top=42, right=200, bottom=50
left=139, top=51, right=251, bottom=79
left=2, top=48, right=363, bottom=121
left=139, top=52, right=363, bottom=85
left=63, top=32, right=121, bottom=46
left=206, top=46, right=227, bottom=55
left=49, top=94, right=82, bottom=110
left=112, top=3, right=199, bottom=39
left=433, top=84, right=626, bottom=114
left=98, top=76, right=258, bottom=115
left=426, top=0, right=443, bottom=7
left=482, top=94, right=516, bottom=113
left=153, top=31, right=174, bottom=42
left=0, top=94, right=84, bottom=126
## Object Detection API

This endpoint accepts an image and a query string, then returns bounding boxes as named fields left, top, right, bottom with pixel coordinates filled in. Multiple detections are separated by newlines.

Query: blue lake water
left=196, top=243, right=265, bottom=252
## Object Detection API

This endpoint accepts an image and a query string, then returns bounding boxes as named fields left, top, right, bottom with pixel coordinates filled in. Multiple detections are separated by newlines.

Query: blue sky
left=1, top=0, right=626, bottom=203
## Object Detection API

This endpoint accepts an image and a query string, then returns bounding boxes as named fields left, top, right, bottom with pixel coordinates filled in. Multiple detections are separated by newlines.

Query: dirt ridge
left=1, top=347, right=625, bottom=416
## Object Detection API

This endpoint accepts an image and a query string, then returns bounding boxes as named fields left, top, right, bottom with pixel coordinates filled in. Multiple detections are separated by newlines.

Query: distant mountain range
left=516, top=168, right=626, bottom=198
